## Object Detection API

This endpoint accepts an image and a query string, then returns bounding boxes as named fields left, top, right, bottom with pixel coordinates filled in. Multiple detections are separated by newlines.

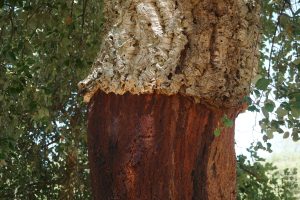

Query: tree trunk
left=79, top=0, right=260, bottom=199
left=88, top=92, right=237, bottom=199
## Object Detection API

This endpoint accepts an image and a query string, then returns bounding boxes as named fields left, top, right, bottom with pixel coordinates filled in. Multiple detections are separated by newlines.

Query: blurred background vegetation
left=0, top=0, right=299, bottom=199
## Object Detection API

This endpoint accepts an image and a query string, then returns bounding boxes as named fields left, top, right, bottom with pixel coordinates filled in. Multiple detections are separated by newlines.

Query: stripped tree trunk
left=79, top=0, right=260, bottom=199
left=88, top=92, right=238, bottom=199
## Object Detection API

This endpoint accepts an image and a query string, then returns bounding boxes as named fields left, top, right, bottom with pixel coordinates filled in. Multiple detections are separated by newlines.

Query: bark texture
left=79, top=0, right=260, bottom=108
left=88, top=92, right=237, bottom=200
left=80, top=0, right=261, bottom=199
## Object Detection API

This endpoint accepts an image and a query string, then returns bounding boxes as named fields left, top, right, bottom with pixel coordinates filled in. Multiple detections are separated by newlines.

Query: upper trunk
left=79, top=0, right=260, bottom=108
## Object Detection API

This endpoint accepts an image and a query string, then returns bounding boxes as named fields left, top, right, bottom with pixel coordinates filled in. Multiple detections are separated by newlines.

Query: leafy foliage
left=247, top=0, right=300, bottom=142
left=0, top=0, right=103, bottom=198
left=237, top=144, right=299, bottom=200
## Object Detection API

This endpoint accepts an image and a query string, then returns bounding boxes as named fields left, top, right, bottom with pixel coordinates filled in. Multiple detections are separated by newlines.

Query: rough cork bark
left=88, top=92, right=237, bottom=200
left=79, top=0, right=260, bottom=108
left=79, top=0, right=260, bottom=199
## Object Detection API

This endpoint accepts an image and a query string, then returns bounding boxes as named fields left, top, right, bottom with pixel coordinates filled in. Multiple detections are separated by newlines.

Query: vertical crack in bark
left=175, top=41, right=189, bottom=75
left=209, top=25, right=217, bottom=70
left=192, top=110, right=214, bottom=200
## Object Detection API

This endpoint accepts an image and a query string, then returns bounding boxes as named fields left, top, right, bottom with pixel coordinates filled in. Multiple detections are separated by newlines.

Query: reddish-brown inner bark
left=88, top=92, right=237, bottom=200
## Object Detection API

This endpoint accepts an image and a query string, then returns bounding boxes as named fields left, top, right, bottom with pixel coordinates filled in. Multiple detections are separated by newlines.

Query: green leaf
left=252, top=74, right=262, bottom=84
left=276, top=107, right=288, bottom=117
left=222, top=115, right=234, bottom=128
left=279, top=14, right=290, bottom=28
left=263, top=135, right=269, bottom=142
left=255, top=78, right=272, bottom=91
left=266, top=142, right=272, bottom=153
left=277, top=128, right=284, bottom=134
left=214, top=128, right=221, bottom=137
left=293, top=58, right=300, bottom=65
left=292, top=131, right=299, bottom=141
left=248, top=105, right=258, bottom=112
left=243, top=96, right=252, bottom=105
left=264, top=100, right=275, bottom=112
left=291, top=106, right=300, bottom=118
left=283, top=131, right=290, bottom=139
left=270, top=120, right=280, bottom=129
left=266, top=129, right=274, bottom=139
left=260, top=120, right=268, bottom=130
left=261, top=107, right=269, bottom=119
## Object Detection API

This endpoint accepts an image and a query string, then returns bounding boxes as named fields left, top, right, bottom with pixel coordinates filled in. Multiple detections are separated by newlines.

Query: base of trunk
left=88, top=92, right=236, bottom=200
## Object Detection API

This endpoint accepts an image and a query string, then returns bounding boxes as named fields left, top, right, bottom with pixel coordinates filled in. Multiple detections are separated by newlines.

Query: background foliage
left=237, top=144, right=299, bottom=200
left=0, top=0, right=103, bottom=198
left=0, top=0, right=299, bottom=199
left=250, top=0, right=300, bottom=142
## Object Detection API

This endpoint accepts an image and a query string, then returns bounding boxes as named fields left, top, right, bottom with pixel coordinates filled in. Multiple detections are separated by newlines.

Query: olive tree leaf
left=276, top=106, right=288, bottom=117
left=214, top=128, right=221, bottom=137
left=264, top=100, right=275, bottom=112
left=255, top=78, right=272, bottom=91
left=283, top=131, right=290, bottom=139
left=222, top=115, right=234, bottom=128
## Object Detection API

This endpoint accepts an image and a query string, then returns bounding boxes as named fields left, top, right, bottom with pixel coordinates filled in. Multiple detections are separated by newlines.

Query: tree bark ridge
left=88, top=92, right=236, bottom=200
